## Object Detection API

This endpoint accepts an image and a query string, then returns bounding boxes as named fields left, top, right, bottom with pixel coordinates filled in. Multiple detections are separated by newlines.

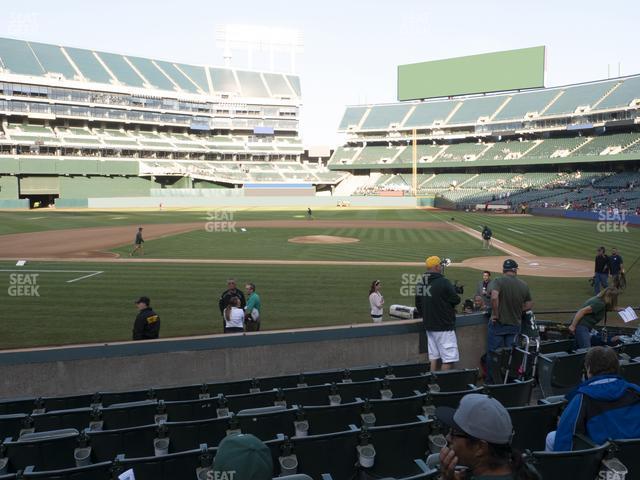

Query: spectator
left=369, top=279, right=384, bottom=323
left=608, top=247, right=624, bottom=288
left=437, top=394, right=539, bottom=480
left=593, top=246, right=609, bottom=295
left=213, top=433, right=273, bottom=480
left=415, top=256, right=461, bottom=371
left=487, top=259, right=533, bottom=381
left=568, top=287, right=620, bottom=349
left=244, top=282, right=261, bottom=332
left=223, top=296, right=245, bottom=333
left=476, top=270, right=492, bottom=307
left=463, top=295, right=486, bottom=314
left=545, top=346, right=640, bottom=451
left=132, top=296, right=160, bottom=341
left=219, top=279, right=246, bottom=329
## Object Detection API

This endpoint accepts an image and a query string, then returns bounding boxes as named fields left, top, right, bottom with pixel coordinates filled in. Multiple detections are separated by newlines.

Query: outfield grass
left=0, top=208, right=638, bottom=349
left=0, top=260, right=620, bottom=349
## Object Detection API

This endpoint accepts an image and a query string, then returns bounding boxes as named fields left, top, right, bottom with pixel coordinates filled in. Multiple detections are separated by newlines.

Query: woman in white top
left=224, top=296, right=245, bottom=333
left=369, top=280, right=384, bottom=323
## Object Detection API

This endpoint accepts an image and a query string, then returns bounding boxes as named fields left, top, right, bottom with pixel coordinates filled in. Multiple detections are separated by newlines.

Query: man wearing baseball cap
left=213, top=433, right=273, bottom=479
left=415, top=256, right=461, bottom=371
left=486, top=259, right=533, bottom=382
left=132, top=296, right=160, bottom=341
left=436, top=394, right=539, bottom=480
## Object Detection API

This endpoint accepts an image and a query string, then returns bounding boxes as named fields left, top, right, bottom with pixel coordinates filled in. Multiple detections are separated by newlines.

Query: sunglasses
left=448, top=428, right=472, bottom=439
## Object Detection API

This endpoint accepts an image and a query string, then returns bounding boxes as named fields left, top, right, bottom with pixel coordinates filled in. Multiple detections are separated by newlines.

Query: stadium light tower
left=215, top=24, right=304, bottom=73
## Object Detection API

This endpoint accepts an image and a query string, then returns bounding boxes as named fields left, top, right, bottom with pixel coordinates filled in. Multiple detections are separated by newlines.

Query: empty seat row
left=0, top=362, right=432, bottom=416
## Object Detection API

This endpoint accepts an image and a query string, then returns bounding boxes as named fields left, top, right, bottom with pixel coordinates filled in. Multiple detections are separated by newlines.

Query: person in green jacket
left=568, top=287, right=619, bottom=349
left=244, top=282, right=262, bottom=332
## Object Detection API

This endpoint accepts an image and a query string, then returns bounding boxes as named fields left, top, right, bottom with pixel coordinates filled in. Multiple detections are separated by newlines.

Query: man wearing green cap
left=213, top=433, right=273, bottom=480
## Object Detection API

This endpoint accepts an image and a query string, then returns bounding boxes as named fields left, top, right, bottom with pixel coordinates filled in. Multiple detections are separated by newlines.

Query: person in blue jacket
left=545, top=346, right=640, bottom=451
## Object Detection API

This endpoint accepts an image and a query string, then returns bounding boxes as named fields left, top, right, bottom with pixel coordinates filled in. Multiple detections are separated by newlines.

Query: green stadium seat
left=482, top=379, right=534, bottom=408
left=338, top=106, right=368, bottom=130
left=524, top=442, right=610, bottom=480
left=237, top=406, right=298, bottom=440
left=111, top=445, right=214, bottom=480
left=619, top=342, right=640, bottom=358
left=597, top=76, right=640, bottom=110
left=425, top=387, right=482, bottom=409
left=296, top=401, right=364, bottom=436
left=31, top=408, right=93, bottom=434
left=0, top=414, right=28, bottom=442
left=619, top=360, right=640, bottom=385
left=610, top=437, right=640, bottom=474
left=1, top=429, right=79, bottom=472
left=538, top=350, right=587, bottom=397
left=382, top=375, right=432, bottom=397
left=281, top=428, right=360, bottom=479
left=544, top=80, right=617, bottom=116
left=163, top=397, right=219, bottom=422
left=361, top=104, right=412, bottom=130
left=236, top=70, right=269, bottom=98
left=100, top=401, right=161, bottom=430
left=493, top=89, right=559, bottom=121
left=368, top=394, right=427, bottom=426
left=19, top=461, right=113, bottom=479
left=87, top=424, right=157, bottom=462
left=507, top=400, right=564, bottom=452
left=430, top=369, right=478, bottom=392
left=365, top=420, right=433, bottom=478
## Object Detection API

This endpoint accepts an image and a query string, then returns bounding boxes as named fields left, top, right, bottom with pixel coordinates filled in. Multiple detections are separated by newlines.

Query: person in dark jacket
left=593, top=246, right=609, bottom=295
left=545, top=346, right=640, bottom=451
left=132, top=296, right=160, bottom=340
left=415, top=256, right=461, bottom=371
left=218, top=279, right=246, bottom=330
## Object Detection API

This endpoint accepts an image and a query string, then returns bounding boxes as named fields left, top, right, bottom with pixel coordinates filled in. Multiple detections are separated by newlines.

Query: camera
left=440, top=258, right=452, bottom=267
left=453, top=280, right=464, bottom=295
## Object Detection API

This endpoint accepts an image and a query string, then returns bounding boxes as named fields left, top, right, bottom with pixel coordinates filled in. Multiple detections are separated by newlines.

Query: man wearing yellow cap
left=415, top=256, right=462, bottom=371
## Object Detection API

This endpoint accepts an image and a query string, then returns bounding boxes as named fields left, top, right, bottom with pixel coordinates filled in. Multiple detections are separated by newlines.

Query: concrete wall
left=0, top=315, right=486, bottom=399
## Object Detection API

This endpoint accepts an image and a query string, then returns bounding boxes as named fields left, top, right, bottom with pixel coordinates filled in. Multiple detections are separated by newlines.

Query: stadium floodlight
left=215, top=24, right=304, bottom=72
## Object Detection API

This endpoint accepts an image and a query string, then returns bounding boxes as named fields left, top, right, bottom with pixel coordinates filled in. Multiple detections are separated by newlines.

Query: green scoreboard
left=397, top=46, right=546, bottom=101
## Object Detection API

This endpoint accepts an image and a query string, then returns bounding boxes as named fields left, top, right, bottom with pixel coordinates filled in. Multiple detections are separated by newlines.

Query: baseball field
left=1, top=207, right=638, bottom=350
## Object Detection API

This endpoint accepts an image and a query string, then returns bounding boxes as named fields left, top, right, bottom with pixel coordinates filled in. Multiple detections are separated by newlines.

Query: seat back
left=287, top=429, right=360, bottom=479
left=300, top=401, right=364, bottom=435
left=619, top=342, right=640, bottom=358
left=538, top=350, right=586, bottom=396
left=333, top=379, right=384, bottom=403
left=367, top=420, right=433, bottom=477
left=237, top=407, right=298, bottom=440
left=430, top=369, right=478, bottom=392
left=427, top=387, right=482, bottom=409
left=113, top=445, right=214, bottom=480
left=3, top=429, right=79, bottom=471
left=507, top=401, right=564, bottom=451
left=0, top=398, right=37, bottom=416
left=164, top=397, right=220, bottom=422
left=31, top=408, right=93, bottom=433
left=620, top=360, right=640, bottom=385
left=483, top=379, right=534, bottom=407
left=611, top=437, right=640, bottom=474
left=87, top=424, right=157, bottom=462
left=0, top=414, right=28, bottom=442
left=369, top=394, right=427, bottom=426
left=384, top=362, right=429, bottom=378
left=100, top=401, right=159, bottom=430
left=20, top=461, right=114, bottom=479
left=527, top=442, right=609, bottom=480
left=384, top=375, right=432, bottom=397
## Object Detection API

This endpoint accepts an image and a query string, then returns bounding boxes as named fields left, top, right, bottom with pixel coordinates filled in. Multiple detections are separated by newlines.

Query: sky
left=1, top=0, right=639, bottom=147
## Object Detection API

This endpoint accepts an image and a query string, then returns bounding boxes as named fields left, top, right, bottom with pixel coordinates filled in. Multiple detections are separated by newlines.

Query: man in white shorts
left=415, top=256, right=462, bottom=371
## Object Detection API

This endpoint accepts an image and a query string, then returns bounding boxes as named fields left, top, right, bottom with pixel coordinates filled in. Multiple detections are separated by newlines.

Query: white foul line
left=0, top=269, right=103, bottom=283
left=507, top=227, right=525, bottom=234
left=66, top=271, right=103, bottom=283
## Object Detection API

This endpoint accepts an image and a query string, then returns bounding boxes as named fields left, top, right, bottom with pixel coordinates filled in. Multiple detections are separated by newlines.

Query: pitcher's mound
left=288, top=235, right=360, bottom=244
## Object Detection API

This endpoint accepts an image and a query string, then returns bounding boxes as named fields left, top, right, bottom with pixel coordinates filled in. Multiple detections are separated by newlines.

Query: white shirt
left=225, top=307, right=245, bottom=329
left=369, top=291, right=384, bottom=316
